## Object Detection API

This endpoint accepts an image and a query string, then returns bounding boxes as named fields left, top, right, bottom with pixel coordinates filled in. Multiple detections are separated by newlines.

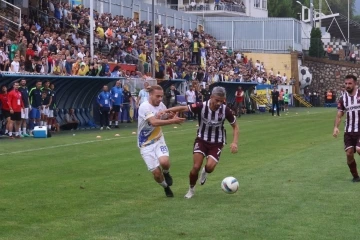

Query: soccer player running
left=333, top=74, right=360, bottom=182
left=8, top=82, right=24, bottom=139
left=163, top=87, right=239, bottom=199
left=138, top=85, right=185, bottom=197
left=18, top=79, right=31, bottom=137
left=110, top=80, right=123, bottom=128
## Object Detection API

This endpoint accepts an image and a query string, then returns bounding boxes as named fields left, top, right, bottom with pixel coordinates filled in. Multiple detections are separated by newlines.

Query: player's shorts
left=30, top=108, right=41, bottom=119
left=21, top=108, right=29, bottom=119
left=41, top=106, right=50, bottom=116
left=344, top=133, right=360, bottom=151
left=140, top=136, right=169, bottom=171
left=10, top=112, right=21, bottom=121
left=2, top=109, right=10, bottom=119
left=111, top=105, right=121, bottom=113
left=193, top=137, right=224, bottom=162
left=284, top=101, right=289, bottom=105
left=48, top=110, right=54, bottom=118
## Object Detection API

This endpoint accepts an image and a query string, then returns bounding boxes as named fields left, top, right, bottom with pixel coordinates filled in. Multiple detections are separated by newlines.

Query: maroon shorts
left=344, top=133, right=360, bottom=151
left=193, top=137, right=224, bottom=162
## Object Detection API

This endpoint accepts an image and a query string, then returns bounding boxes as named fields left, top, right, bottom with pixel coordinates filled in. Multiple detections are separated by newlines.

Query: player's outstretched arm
left=333, top=111, right=344, bottom=138
left=230, top=122, right=239, bottom=154
left=147, top=114, right=185, bottom=127
left=164, top=105, right=189, bottom=113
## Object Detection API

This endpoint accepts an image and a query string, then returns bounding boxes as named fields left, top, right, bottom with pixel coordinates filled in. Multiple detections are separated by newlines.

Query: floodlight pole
left=152, top=0, right=156, bottom=79
left=90, top=0, right=94, bottom=60
left=319, top=0, right=322, bottom=28
left=348, top=0, right=350, bottom=43
left=310, top=0, right=314, bottom=27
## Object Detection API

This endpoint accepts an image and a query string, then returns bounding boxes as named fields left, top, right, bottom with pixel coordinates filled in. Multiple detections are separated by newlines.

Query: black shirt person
left=271, top=86, right=280, bottom=116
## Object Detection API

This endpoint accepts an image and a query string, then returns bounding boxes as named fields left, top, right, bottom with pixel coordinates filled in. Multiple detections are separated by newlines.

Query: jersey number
left=160, top=146, right=168, bottom=153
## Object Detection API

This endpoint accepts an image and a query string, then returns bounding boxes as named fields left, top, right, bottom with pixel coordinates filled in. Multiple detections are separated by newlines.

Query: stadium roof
left=305, top=13, right=360, bottom=43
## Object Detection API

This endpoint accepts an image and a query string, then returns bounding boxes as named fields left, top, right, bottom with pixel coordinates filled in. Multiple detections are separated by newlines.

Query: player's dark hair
left=36, top=80, right=42, bottom=84
left=45, top=80, right=51, bottom=83
left=345, top=74, right=357, bottom=82
left=149, top=85, right=163, bottom=94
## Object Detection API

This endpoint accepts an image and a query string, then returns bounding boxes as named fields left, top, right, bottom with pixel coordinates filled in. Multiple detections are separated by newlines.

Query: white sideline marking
left=0, top=111, right=327, bottom=156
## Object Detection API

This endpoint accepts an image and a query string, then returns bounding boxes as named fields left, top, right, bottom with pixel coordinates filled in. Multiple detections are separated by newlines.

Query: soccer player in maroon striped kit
left=164, top=86, right=239, bottom=198
left=333, top=74, right=360, bottom=182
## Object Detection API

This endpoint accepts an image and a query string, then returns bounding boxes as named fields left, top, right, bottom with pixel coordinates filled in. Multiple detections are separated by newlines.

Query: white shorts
left=48, top=110, right=54, bottom=118
left=140, top=136, right=169, bottom=171
left=21, top=108, right=29, bottom=119
left=41, top=106, right=50, bottom=116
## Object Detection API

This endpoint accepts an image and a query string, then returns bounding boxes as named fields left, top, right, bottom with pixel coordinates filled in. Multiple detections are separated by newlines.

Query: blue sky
left=356, top=0, right=360, bottom=15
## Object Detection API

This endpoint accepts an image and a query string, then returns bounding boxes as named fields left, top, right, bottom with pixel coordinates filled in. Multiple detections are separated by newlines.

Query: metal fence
left=204, top=17, right=302, bottom=53
left=83, top=0, right=199, bottom=31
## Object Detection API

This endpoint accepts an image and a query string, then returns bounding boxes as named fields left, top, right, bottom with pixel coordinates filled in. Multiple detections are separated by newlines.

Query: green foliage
left=309, top=27, right=325, bottom=57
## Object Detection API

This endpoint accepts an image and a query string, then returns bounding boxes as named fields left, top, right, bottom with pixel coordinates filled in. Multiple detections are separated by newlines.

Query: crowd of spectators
left=0, top=0, right=289, bottom=87
left=186, top=0, right=246, bottom=12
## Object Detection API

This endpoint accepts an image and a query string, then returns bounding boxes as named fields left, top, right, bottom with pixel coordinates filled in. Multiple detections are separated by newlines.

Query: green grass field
left=1, top=108, right=358, bottom=240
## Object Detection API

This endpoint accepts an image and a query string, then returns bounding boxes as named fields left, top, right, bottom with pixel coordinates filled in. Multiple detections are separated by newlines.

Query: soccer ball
left=221, top=176, right=239, bottom=194
left=298, top=66, right=313, bottom=89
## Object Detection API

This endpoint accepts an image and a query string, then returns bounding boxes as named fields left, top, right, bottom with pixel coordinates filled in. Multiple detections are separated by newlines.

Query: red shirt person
left=7, top=82, right=24, bottom=138
left=8, top=84, right=24, bottom=114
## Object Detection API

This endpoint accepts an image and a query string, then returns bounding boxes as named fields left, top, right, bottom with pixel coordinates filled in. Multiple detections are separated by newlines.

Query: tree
left=309, top=27, right=325, bottom=58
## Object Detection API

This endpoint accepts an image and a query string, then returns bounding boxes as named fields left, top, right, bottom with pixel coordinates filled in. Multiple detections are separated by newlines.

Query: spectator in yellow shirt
left=78, top=63, right=87, bottom=76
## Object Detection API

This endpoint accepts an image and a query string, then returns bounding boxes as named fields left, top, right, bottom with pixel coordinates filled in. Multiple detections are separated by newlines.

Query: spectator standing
left=0, top=85, right=11, bottom=136
left=165, top=84, right=180, bottom=108
left=234, top=86, right=244, bottom=117
left=185, top=85, right=196, bottom=120
left=110, top=80, right=123, bottom=128
left=18, top=79, right=31, bottom=137
left=97, top=85, right=112, bottom=130
left=271, top=86, right=280, bottom=117
left=8, top=82, right=24, bottom=139
left=29, top=80, right=43, bottom=131
left=121, top=85, right=133, bottom=123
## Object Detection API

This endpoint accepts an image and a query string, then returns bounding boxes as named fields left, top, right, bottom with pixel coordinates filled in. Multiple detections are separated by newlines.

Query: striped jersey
left=188, top=101, right=236, bottom=144
left=338, top=89, right=360, bottom=133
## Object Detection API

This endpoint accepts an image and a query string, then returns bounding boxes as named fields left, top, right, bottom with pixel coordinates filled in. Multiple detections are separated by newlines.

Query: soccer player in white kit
left=138, top=85, right=186, bottom=197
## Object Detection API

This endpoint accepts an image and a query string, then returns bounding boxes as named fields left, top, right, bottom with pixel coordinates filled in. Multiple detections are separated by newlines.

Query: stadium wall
left=245, top=53, right=292, bottom=79
left=82, top=0, right=199, bottom=31
left=204, top=17, right=302, bottom=53
left=303, top=56, right=360, bottom=104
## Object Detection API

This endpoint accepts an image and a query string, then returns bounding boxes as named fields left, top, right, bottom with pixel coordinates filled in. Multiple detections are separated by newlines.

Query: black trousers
left=100, top=107, right=110, bottom=127
left=60, top=122, right=78, bottom=130
left=272, top=101, right=280, bottom=116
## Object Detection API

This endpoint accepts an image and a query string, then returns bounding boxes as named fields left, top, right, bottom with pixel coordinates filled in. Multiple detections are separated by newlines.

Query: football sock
left=159, top=180, right=168, bottom=188
left=109, top=121, right=113, bottom=126
left=40, top=121, right=44, bottom=126
left=9, top=132, right=12, bottom=136
left=23, top=128, right=27, bottom=134
left=115, top=121, right=118, bottom=125
left=5, top=129, right=8, bottom=134
left=163, top=169, right=169, bottom=174
left=189, top=171, right=198, bottom=187
left=48, top=125, right=51, bottom=130
left=348, top=160, right=359, bottom=178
